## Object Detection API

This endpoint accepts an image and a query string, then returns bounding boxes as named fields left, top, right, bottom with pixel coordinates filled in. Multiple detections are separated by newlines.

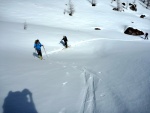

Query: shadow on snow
left=33, top=52, right=39, bottom=58
left=3, top=89, right=38, bottom=113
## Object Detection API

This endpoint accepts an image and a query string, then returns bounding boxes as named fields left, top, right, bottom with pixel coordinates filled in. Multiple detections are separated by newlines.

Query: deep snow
left=0, top=0, right=150, bottom=113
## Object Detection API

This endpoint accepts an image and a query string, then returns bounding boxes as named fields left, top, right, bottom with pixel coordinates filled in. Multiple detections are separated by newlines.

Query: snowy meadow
left=0, top=0, right=150, bottom=113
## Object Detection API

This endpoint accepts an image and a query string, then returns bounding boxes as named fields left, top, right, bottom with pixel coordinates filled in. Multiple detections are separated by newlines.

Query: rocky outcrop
left=140, top=15, right=146, bottom=18
left=124, top=27, right=144, bottom=36
left=95, top=28, right=101, bottom=30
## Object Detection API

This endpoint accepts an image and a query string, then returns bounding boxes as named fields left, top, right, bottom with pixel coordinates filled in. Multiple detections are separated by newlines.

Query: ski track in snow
left=79, top=68, right=100, bottom=113
left=44, top=37, right=144, bottom=56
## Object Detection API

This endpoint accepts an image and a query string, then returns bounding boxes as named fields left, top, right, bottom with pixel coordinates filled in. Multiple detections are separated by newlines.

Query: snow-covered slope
left=0, top=0, right=150, bottom=113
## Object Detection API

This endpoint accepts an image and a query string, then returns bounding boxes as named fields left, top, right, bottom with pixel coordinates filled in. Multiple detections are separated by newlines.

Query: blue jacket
left=34, top=43, right=43, bottom=50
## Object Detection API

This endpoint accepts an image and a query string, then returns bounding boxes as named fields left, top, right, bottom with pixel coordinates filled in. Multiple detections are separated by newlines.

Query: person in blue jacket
left=34, top=39, right=43, bottom=59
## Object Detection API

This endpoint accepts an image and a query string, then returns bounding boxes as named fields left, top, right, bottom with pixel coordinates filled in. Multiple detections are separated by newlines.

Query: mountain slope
left=0, top=0, right=150, bottom=113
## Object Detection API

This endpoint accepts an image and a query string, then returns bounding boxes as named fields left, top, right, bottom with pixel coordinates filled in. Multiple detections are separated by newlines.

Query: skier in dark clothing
left=34, top=39, right=43, bottom=59
left=62, top=36, right=68, bottom=48
left=145, top=33, right=148, bottom=40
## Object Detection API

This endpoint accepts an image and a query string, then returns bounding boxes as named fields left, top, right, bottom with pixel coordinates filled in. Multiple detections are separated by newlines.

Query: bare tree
left=140, top=0, right=150, bottom=8
left=68, top=0, right=75, bottom=16
left=117, top=0, right=122, bottom=11
left=126, top=1, right=129, bottom=9
left=92, top=0, right=96, bottom=6
left=87, top=0, right=97, bottom=6
left=146, top=0, right=150, bottom=8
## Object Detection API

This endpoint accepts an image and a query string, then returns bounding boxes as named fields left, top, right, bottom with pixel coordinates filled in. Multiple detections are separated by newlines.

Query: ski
left=62, top=45, right=71, bottom=50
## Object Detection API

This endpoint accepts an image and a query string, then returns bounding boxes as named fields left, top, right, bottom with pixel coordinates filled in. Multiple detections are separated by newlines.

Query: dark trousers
left=64, top=41, right=68, bottom=48
left=145, top=36, right=148, bottom=40
left=37, top=50, right=42, bottom=57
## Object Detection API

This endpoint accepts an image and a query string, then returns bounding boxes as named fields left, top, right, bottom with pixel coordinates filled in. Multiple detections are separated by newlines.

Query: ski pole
left=43, top=46, right=48, bottom=57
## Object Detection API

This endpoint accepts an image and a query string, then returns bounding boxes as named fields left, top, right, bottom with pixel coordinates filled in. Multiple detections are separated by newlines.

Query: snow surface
left=0, top=0, right=150, bottom=113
